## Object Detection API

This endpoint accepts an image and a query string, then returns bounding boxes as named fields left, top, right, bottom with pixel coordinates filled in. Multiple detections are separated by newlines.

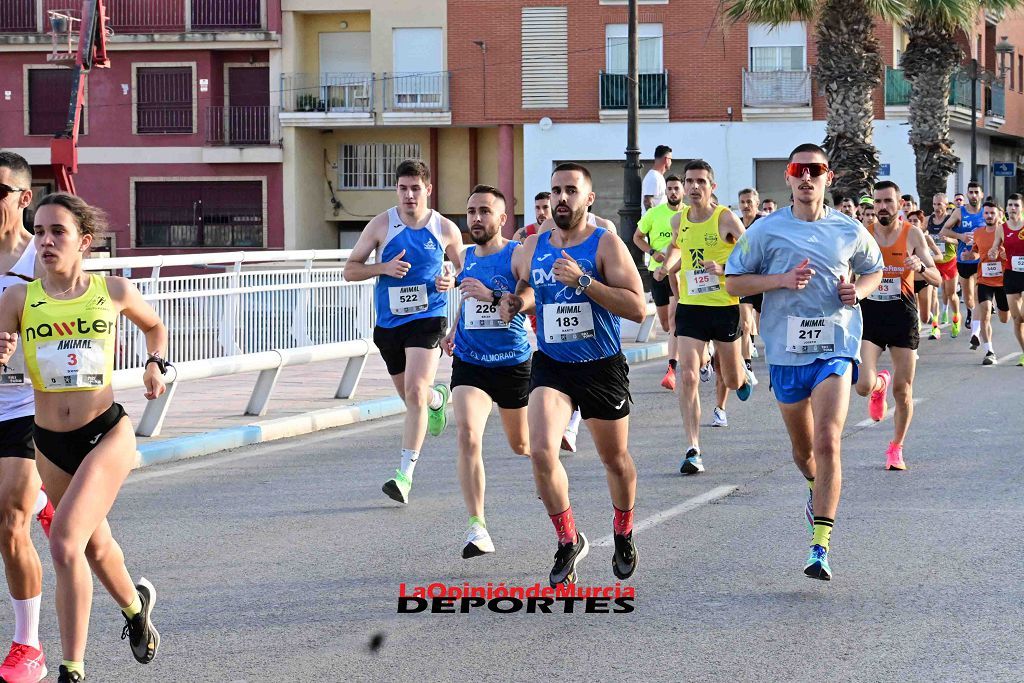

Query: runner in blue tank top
left=440, top=185, right=532, bottom=560
left=500, top=163, right=645, bottom=588
left=940, top=180, right=986, bottom=345
left=343, top=159, right=463, bottom=505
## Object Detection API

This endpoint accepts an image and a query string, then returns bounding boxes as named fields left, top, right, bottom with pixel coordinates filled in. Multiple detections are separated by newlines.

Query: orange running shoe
left=868, top=370, right=891, bottom=422
left=0, top=642, right=47, bottom=683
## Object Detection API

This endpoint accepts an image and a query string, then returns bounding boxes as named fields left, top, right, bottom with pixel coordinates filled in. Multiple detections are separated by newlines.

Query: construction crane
left=46, top=0, right=110, bottom=194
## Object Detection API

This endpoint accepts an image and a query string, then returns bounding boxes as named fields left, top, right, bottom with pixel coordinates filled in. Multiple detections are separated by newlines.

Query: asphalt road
left=17, top=322, right=1024, bottom=682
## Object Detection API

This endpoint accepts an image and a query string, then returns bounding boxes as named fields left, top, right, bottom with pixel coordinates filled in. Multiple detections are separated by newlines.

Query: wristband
left=145, top=354, right=171, bottom=375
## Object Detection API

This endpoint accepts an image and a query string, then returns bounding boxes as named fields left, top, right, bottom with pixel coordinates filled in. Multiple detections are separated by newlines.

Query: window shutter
left=521, top=7, right=568, bottom=109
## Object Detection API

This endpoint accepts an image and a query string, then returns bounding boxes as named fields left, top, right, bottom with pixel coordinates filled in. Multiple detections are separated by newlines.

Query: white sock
left=984, top=341, right=993, bottom=353
left=11, top=595, right=40, bottom=648
left=972, top=320, right=981, bottom=335
left=428, top=388, right=445, bottom=410
left=399, top=449, right=419, bottom=479
left=31, top=490, right=47, bottom=516
left=565, top=409, right=582, bottom=434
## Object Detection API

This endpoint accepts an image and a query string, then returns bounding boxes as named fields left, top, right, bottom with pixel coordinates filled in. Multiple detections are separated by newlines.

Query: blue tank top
left=374, top=207, right=448, bottom=329
left=531, top=228, right=621, bottom=362
left=956, top=205, right=985, bottom=264
left=453, top=242, right=530, bottom=367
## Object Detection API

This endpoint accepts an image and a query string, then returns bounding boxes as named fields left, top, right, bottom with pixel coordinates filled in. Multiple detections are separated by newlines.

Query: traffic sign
left=994, top=162, right=1016, bottom=177
left=878, top=163, right=891, bottom=177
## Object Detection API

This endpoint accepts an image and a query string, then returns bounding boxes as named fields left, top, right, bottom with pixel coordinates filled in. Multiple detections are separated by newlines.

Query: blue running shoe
left=736, top=367, right=755, bottom=401
left=804, top=490, right=814, bottom=533
left=679, top=447, right=705, bottom=475
left=803, top=544, right=832, bottom=581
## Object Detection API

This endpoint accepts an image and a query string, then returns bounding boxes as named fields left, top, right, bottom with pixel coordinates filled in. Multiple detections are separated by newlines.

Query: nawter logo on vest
left=24, top=318, right=116, bottom=342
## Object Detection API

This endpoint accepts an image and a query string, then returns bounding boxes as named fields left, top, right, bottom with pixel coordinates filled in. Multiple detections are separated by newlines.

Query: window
left=522, top=6, right=568, bottom=108
left=134, top=180, right=264, bottom=248
left=27, top=68, right=85, bottom=136
left=391, top=28, right=444, bottom=108
left=753, top=160, right=790, bottom=207
left=339, top=143, right=421, bottom=190
left=748, top=22, right=806, bottom=71
left=605, top=24, right=663, bottom=74
left=135, top=66, right=194, bottom=134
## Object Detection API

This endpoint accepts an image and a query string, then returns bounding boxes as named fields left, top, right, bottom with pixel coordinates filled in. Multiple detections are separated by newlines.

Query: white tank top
left=0, top=239, right=36, bottom=421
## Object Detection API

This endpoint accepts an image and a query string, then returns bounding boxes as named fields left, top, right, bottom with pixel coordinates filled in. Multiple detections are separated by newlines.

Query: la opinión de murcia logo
left=397, top=582, right=635, bottom=614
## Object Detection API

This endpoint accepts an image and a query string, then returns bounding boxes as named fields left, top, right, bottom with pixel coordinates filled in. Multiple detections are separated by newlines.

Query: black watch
left=145, top=354, right=171, bottom=375
left=491, top=289, right=503, bottom=306
left=918, top=263, right=926, bottom=274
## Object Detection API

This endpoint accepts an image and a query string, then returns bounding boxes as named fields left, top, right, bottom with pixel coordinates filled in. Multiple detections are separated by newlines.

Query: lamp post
left=962, top=37, right=1015, bottom=185
left=618, top=0, right=646, bottom=285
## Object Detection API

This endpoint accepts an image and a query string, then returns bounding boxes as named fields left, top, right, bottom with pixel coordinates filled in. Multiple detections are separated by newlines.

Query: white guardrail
left=86, top=250, right=658, bottom=437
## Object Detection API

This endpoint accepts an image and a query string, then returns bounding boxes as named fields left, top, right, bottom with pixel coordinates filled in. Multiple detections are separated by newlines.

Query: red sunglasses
left=786, top=162, right=830, bottom=178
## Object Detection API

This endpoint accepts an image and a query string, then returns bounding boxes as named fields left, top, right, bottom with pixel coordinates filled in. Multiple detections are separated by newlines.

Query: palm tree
left=726, top=0, right=905, bottom=202
left=901, top=2, right=1022, bottom=203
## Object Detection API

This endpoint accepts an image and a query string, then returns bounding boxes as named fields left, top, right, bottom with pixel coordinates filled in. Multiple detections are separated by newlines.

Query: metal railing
left=383, top=72, right=450, bottom=112
left=0, top=0, right=36, bottom=32
left=987, top=81, right=1006, bottom=118
left=742, top=69, right=811, bottom=107
left=888, top=67, right=982, bottom=109
left=279, top=73, right=374, bottom=113
left=599, top=71, right=669, bottom=109
left=4, top=1, right=262, bottom=33
left=205, top=105, right=280, bottom=145
left=191, top=0, right=261, bottom=30
left=884, top=66, right=911, bottom=106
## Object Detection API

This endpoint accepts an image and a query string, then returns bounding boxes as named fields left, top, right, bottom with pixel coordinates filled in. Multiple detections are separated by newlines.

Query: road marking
left=997, top=351, right=1019, bottom=364
left=854, top=397, right=924, bottom=428
left=126, top=415, right=405, bottom=485
left=592, top=485, right=738, bottom=548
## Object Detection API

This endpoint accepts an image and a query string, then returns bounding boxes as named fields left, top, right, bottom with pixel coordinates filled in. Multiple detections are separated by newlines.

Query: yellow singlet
left=21, top=274, right=118, bottom=392
left=675, top=204, right=739, bottom=306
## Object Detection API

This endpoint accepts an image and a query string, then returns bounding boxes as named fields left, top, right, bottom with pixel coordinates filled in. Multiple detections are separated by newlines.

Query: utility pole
left=618, top=0, right=646, bottom=286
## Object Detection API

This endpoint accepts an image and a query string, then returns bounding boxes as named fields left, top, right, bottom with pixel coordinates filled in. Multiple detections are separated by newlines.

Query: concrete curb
left=135, top=341, right=669, bottom=468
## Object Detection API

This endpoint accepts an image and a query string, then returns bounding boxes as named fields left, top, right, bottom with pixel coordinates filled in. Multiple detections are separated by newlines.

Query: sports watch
left=576, top=273, right=593, bottom=294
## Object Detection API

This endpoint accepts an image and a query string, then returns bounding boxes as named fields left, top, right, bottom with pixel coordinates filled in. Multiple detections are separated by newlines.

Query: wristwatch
left=491, top=289, right=503, bottom=306
left=145, top=353, right=171, bottom=375
left=918, top=263, right=926, bottom=274
left=648, top=248, right=655, bottom=256
left=576, top=274, right=593, bottom=294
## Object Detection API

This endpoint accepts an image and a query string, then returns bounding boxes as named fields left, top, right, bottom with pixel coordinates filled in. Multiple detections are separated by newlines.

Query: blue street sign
left=878, top=163, right=891, bottom=177
left=994, top=162, right=1016, bottom=177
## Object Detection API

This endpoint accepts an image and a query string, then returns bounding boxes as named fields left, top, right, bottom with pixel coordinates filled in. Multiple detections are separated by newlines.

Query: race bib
left=388, top=284, right=428, bottom=316
left=0, top=348, right=26, bottom=385
left=685, top=269, right=721, bottom=296
left=982, top=261, right=1003, bottom=278
left=35, top=339, right=107, bottom=389
left=1012, top=255, right=1024, bottom=272
left=543, top=302, right=595, bottom=343
left=786, top=316, right=836, bottom=354
left=868, top=277, right=900, bottom=302
left=463, top=297, right=507, bottom=330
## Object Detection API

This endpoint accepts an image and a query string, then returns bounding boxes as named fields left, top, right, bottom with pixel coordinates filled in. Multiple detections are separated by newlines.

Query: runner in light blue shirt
left=724, top=143, right=883, bottom=583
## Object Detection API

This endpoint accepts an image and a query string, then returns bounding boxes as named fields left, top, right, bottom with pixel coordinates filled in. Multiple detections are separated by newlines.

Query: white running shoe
left=750, top=345, right=759, bottom=359
left=747, top=367, right=759, bottom=386
left=560, top=428, right=578, bottom=453
left=462, top=523, right=495, bottom=559
left=712, top=407, right=728, bottom=427
left=699, top=361, right=715, bottom=383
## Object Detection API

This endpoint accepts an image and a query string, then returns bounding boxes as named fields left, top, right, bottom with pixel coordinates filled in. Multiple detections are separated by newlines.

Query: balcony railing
left=886, top=67, right=989, bottom=110
left=599, top=71, right=669, bottom=109
left=2, top=0, right=261, bottom=33
left=280, top=73, right=374, bottom=113
left=742, top=69, right=811, bottom=107
left=383, top=72, right=450, bottom=112
left=205, top=106, right=280, bottom=146
left=987, top=81, right=1006, bottom=118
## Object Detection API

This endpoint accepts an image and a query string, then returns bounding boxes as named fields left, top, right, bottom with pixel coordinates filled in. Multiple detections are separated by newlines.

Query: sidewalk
left=121, top=335, right=670, bottom=467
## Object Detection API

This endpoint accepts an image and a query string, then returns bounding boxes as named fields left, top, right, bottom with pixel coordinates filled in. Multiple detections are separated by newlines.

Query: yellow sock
left=811, top=516, right=834, bottom=550
left=806, top=477, right=814, bottom=492
left=121, top=593, right=142, bottom=619
left=61, top=660, right=85, bottom=676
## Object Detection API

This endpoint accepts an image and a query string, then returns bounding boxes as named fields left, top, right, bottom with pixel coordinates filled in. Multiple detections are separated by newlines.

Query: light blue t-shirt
left=725, top=207, right=883, bottom=366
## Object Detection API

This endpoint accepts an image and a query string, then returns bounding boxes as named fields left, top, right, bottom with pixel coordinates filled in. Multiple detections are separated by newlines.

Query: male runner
left=642, top=145, right=672, bottom=213
left=860, top=201, right=876, bottom=226
left=926, top=193, right=961, bottom=337
left=725, top=143, right=883, bottom=581
left=344, top=159, right=461, bottom=504
left=838, top=197, right=857, bottom=218
left=954, top=193, right=966, bottom=207
left=760, top=198, right=777, bottom=214
left=737, top=188, right=763, bottom=377
left=441, top=185, right=531, bottom=558
left=967, top=202, right=1010, bottom=365
left=853, top=182, right=939, bottom=471
left=662, top=160, right=753, bottom=475
left=900, top=194, right=918, bottom=215
left=1000, top=194, right=1024, bottom=366
left=512, top=192, right=551, bottom=242
left=501, top=162, right=645, bottom=587
left=634, top=174, right=684, bottom=390
left=940, top=181, right=985, bottom=348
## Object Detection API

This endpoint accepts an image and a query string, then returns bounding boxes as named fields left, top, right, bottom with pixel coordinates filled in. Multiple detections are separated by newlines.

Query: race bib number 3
left=786, top=317, right=836, bottom=354
left=1013, top=255, right=1024, bottom=273
left=464, top=297, right=507, bottom=330
left=685, top=269, right=720, bottom=296
left=388, top=284, right=428, bottom=316
left=868, top=277, right=900, bottom=302
left=35, top=339, right=107, bottom=389
left=543, top=302, right=596, bottom=343
left=981, top=261, right=1003, bottom=278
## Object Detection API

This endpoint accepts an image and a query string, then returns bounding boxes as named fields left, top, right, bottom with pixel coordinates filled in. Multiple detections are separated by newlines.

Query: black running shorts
left=740, top=292, right=763, bottom=313
left=529, top=351, right=631, bottom=421
left=861, top=300, right=920, bottom=350
left=373, top=317, right=447, bottom=376
left=1003, top=270, right=1024, bottom=296
left=650, top=276, right=672, bottom=307
left=675, top=303, right=741, bottom=343
left=0, top=416, right=35, bottom=460
left=977, top=284, right=1009, bottom=312
left=914, top=279, right=928, bottom=294
left=957, top=262, right=978, bottom=279
left=451, top=356, right=531, bottom=409
left=34, top=403, right=127, bottom=475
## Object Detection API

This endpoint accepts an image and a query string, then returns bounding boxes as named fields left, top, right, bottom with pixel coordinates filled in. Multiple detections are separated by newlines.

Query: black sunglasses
left=0, top=184, right=27, bottom=202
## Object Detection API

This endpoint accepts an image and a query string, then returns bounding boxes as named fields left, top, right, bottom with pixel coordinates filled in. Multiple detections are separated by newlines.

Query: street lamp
left=960, top=35, right=1014, bottom=186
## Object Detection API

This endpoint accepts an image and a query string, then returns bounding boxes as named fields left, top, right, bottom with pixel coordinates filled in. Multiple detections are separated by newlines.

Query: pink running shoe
left=0, top=642, right=47, bottom=683
left=868, top=370, right=891, bottom=422
left=36, top=493, right=54, bottom=539
left=885, top=441, right=907, bottom=471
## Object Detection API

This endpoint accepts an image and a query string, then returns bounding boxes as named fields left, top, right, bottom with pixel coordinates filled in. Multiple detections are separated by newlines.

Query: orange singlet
left=867, top=219, right=915, bottom=302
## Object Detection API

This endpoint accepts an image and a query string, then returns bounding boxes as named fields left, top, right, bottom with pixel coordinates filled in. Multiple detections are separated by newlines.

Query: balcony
left=598, top=71, right=668, bottom=122
left=742, top=69, right=811, bottom=120
left=885, top=67, right=1001, bottom=128
left=382, top=72, right=451, bottom=124
left=205, top=106, right=280, bottom=146
left=279, top=71, right=451, bottom=126
left=985, top=81, right=1006, bottom=128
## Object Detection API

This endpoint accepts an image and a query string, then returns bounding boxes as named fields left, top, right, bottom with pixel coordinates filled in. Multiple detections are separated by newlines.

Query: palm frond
left=864, top=0, right=911, bottom=22
left=723, top=0, right=818, bottom=26
left=907, top=0, right=977, bottom=31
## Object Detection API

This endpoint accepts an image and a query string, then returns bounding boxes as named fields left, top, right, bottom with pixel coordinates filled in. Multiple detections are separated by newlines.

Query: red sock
left=549, top=507, right=577, bottom=545
left=613, top=506, right=634, bottom=536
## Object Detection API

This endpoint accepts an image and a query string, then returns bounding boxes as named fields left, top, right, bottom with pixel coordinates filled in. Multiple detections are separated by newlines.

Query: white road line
left=126, top=415, right=405, bottom=485
left=853, top=397, right=924, bottom=428
left=592, top=485, right=738, bottom=548
left=996, top=351, right=1020, bottom=365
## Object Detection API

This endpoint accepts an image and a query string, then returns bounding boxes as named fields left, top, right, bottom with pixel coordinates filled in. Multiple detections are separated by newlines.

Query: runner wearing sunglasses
left=725, top=144, right=883, bottom=581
